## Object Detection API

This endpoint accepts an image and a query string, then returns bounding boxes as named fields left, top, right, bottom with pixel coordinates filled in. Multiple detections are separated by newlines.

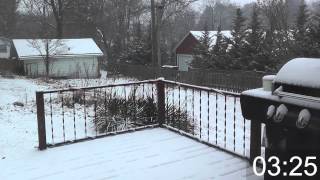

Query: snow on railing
left=36, top=79, right=255, bottom=161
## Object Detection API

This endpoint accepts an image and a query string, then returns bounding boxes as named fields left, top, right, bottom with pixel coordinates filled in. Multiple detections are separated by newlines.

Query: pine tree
left=293, top=0, right=312, bottom=57
left=308, top=3, right=320, bottom=57
left=244, top=4, right=274, bottom=71
left=120, top=22, right=152, bottom=65
left=191, top=24, right=212, bottom=69
left=229, top=8, right=246, bottom=70
left=211, top=22, right=230, bottom=69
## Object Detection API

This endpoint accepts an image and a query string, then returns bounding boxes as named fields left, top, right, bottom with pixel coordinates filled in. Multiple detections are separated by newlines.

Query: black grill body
left=241, top=58, right=320, bottom=179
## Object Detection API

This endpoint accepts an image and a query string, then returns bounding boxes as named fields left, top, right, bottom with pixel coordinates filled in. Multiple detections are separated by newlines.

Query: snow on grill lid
left=275, top=58, right=320, bottom=89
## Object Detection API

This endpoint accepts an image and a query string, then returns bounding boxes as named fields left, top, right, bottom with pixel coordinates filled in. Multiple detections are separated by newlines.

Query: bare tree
left=23, top=0, right=72, bottom=38
left=151, top=0, right=198, bottom=67
left=27, top=39, right=65, bottom=78
left=257, top=0, right=289, bottom=32
left=0, top=0, right=19, bottom=37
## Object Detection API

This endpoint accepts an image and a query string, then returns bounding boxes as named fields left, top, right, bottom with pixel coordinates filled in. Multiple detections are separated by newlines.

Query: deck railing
left=36, top=79, right=261, bottom=163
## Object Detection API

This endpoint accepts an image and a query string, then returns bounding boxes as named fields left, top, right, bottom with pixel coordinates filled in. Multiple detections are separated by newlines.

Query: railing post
left=157, top=78, right=165, bottom=126
left=250, top=120, right=261, bottom=164
left=36, top=91, right=47, bottom=150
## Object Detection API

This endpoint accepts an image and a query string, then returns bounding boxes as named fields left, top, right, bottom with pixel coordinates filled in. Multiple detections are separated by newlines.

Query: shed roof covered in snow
left=275, top=58, right=320, bottom=89
left=190, top=31, right=232, bottom=46
left=175, top=31, right=232, bottom=54
left=13, top=38, right=103, bottom=60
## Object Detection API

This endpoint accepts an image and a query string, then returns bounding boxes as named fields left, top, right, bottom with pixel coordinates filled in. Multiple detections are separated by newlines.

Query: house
left=175, top=31, right=231, bottom=71
left=0, top=37, right=12, bottom=59
left=12, top=38, right=104, bottom=78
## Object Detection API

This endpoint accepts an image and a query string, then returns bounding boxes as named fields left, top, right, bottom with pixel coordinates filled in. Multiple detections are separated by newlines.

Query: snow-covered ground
left=0, top=71, right=135, bottom=160
left=0, top=128, right=260, bottom=180
left=0, top=71, right=252, bottom=163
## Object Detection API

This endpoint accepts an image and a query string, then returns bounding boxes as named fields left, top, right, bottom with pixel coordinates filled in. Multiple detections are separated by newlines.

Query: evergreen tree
left=244, top=4, right=274, bottom=71
left=211, top=22, right=230, bottom=69
left=308, top=4, right=320, bottom=57
left=191, top=24, right=212, bottom=69
left=229, top=8, right=246, bottom=70
left=292, top=0, right=312, bottom=57
left=119, top=22, right=152, bottom=65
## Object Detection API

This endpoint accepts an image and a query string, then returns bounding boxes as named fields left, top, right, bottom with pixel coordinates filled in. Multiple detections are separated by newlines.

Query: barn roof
left=175, top=31, right=232, bottom=52
left=190, top=31, right=232, bottom=47
left=13, top=38, right=103, bottom=60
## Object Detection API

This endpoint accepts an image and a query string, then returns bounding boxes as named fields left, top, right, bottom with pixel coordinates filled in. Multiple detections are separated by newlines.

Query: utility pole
left=156, top=3, right=162, bottom=68
left=151, top=0, right=158, bottom=70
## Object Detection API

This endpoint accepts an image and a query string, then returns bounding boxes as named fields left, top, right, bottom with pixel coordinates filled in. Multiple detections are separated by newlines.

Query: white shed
left=12, top=38, right=104, bottom=78
left=0, top=37, right=12, bottom=59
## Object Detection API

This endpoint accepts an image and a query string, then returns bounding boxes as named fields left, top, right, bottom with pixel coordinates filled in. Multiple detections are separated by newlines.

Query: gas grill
left=241, top=58, right=320, bottom=179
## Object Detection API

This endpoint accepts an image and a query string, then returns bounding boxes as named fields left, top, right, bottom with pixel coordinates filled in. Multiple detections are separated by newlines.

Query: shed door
left=177, top=54, right=193, bottom=71
left=26, top=63, right=38, bottom=77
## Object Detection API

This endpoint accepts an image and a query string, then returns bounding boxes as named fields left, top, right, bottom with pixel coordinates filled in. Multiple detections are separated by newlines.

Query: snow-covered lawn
left=0, top=72, right=252, bottom=162
left=0, top=71, right=135, bottom=160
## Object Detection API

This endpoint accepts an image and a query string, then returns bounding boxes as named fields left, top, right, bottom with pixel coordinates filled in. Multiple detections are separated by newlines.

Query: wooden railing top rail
left=38, top=78, right=241, bottom=97
left=38, top=79, right=159, bottom=94
left=161, top=79, right=240, bottom=97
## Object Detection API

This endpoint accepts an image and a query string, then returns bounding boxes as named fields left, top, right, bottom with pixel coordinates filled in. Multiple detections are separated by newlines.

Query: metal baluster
left=104, top=88, right=107, bottom=134
left=133, top=85, right=136, bottom=125
left=224, top=95, right=227, bottom=148
left=49, top=93, right=54, bottom=144
left=83, top=89, right=87, bottom=137
left=152, top=84, right=154, bottom=103
left=112, top=87, right=117, bottom=131
left=215, top=93, right=218, bottom=145
left=124, top=86, right=127, bottom=130
left=192, top=88, right=195, bottom=135
left=73, top=90, right=76, bottom=140
left=61, top=92, right=65, bottom=142
left=166, top=84, right=169, bottom=125
left=185, top=87, right=187, bottom=131
left=200, top=90, right=202, bottom=139
left=233, top=97, right=236, bottom=152
left=178, top=85, right=181, bottom=130
left=152, top=84, right=154, bottom=122
left=94, top=89, right=97, bottom=136
left=243, top=117, right=246, bottom=156
left=142, top=84, right=145, bottom=100
left=172, top=85, right=175, bottom=127
left=207, top=91, right=210, bottom=142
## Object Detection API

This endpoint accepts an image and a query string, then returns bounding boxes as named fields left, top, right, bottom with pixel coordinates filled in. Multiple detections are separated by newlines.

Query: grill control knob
left=296, top=109, right=311, bottom=129
left=274, top=104, right=288, bottom=123
left=266, top=105, right=276, bottom=119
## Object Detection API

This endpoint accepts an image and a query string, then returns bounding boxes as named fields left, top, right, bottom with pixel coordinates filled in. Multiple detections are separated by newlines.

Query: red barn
left=175, top=31, right=231, bottom=71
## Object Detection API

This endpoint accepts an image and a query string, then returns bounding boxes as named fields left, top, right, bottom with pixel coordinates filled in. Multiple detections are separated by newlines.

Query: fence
left=0, top=59, right=24, bottom=75
left=105, top=63, right=269, bottom=93
left=36, top=79, right=262, bottom=162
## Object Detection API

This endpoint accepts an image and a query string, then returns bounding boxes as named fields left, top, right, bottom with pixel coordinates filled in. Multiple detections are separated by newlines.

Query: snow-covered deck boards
left=1, top=128, right=260, bottom=180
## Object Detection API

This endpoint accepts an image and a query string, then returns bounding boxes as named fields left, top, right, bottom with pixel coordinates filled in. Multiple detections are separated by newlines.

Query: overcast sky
left=193, top=0, right=256, bottom=9
left=192, top=0, right=317, bottom=9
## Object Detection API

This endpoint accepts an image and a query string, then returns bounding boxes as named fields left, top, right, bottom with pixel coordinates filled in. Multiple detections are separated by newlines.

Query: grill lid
left=274, top=58, right=320, bottom=89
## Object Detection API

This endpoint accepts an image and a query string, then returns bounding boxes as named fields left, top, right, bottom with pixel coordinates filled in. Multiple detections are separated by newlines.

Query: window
left=0, top=45, right=7, bottom=53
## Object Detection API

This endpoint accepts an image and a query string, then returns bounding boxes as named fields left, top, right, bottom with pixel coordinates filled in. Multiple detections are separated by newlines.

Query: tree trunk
left=56, top=20, right=63, bottom=38
left=45, top=41, right=50, bottom=79
left=151, top=0, right=158, bottom=70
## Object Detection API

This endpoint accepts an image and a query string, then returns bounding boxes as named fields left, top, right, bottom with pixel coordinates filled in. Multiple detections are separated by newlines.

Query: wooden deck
left=1, top=128, right=262, bottom=180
